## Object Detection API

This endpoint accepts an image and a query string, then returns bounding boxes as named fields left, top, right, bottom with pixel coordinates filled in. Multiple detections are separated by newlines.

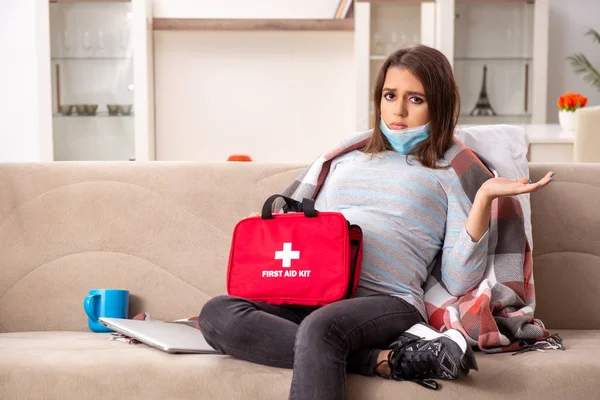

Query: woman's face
left=380, top=66, right=430, bottom=130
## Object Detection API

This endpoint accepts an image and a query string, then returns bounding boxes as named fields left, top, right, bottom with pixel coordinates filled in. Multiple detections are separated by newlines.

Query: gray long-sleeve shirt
left=314, top=150, right=489, bottom=321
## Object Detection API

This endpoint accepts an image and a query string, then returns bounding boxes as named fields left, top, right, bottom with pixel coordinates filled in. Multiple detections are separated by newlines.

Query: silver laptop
left=99, top=317, right=220, bottom=354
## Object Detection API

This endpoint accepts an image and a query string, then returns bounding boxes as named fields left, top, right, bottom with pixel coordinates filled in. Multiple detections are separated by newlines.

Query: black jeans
left=198, top=295, right=424, bottom=400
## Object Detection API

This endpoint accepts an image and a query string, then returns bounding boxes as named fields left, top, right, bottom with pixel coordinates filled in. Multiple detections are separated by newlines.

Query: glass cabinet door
left=355, top=0, right=547, bottom=131
left=50, top=1, right=135, bottom=161
left=454, top=1, right=535, bottom=125
left=368, top=2, right=428, bottom=127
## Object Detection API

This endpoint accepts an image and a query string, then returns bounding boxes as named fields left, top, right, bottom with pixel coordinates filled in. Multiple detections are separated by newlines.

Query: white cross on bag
left=274, top=242, right=300, bottom=268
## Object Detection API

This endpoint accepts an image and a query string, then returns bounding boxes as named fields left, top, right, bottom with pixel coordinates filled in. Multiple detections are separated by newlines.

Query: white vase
left=558, top=110, right=577, bottom=131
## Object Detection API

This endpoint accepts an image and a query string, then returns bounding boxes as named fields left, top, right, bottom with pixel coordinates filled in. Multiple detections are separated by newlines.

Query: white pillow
left=454, top=124, right=532, bottom=248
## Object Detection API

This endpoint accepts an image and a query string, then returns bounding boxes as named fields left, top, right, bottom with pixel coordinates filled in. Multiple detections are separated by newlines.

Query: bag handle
left=261, top=194, right=318, bottom=219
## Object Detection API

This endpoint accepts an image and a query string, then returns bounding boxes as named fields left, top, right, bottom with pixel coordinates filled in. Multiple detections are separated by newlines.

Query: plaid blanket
left=279, top=130, right=563, bottom=354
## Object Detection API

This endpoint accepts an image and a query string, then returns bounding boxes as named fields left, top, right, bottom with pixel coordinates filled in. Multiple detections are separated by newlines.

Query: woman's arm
left=466, top=171, right=556, bottom=241
left=440, top=171, right=556, bottom=297
left=464, top=192, right=493, bottom=242
left=439, top=216, right=489, bottom=297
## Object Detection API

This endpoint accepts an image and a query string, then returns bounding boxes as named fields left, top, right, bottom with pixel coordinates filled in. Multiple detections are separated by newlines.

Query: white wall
left=0, top=0, right=52, bottom=162
left=152, top=0, right=340, bottom=19
left=154, top=30, right=355, bottom=162
left=152, top=0, right=354, bottom=162
left=547, top=0, right=600, bottom=122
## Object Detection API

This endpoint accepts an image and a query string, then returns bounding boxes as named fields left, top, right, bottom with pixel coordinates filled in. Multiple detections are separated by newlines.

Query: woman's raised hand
left=477, top=171, right=555, bottom=202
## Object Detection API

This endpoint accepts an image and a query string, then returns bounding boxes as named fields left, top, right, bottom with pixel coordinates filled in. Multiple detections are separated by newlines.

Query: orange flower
left=558, top=92, right=588, bottom=110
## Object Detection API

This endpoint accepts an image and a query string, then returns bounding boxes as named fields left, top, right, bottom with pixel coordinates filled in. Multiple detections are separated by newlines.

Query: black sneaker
left=377, top=323, right=478, bottom=390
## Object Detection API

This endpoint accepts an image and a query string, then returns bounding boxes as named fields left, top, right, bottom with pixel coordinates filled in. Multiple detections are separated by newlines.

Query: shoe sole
left=405, top=323, right=479, bottom=375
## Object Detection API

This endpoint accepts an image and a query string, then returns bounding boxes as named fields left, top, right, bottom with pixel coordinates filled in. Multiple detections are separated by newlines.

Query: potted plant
left=567, top=29, right=600, bottom=92
left=557, top=92, right=588, bottom=131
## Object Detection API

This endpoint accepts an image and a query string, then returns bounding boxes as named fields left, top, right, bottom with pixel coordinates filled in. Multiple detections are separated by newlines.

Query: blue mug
left=83, top=289, right=129, bottom=333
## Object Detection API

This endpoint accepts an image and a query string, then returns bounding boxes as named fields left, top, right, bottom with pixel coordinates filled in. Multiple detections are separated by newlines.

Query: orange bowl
left=227, top=154, right=252, bottom=162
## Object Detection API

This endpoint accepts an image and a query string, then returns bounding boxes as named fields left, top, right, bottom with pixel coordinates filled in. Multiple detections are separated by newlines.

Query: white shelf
left=524, top=124, right=574, bottom=144
left=458, top=114, right=532, bottom=125
left=454, top=57, right=532, bottom=61
left=52, top=111, right=135, bottom=161
left=52, top=57, right=133, bottom=61
left=153, top=18, right=355, bottom=31
left=459, top=123, right=574, bottom=145
left=53, top=112, right=134, bottom=118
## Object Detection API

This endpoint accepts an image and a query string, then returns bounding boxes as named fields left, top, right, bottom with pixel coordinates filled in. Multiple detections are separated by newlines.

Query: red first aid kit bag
left=226, top=194, right=363, bottom=306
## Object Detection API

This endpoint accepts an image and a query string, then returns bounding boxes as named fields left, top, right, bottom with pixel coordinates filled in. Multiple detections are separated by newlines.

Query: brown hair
left=362, top=45, right=460, bottom=169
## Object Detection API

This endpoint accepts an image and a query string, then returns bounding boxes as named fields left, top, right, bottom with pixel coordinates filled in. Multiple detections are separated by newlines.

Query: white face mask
left=379, top=118, right=431, bottom=154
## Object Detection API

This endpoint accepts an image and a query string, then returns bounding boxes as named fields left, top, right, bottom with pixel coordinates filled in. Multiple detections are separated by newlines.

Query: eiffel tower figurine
left=469, top=65, right=496, bottom=116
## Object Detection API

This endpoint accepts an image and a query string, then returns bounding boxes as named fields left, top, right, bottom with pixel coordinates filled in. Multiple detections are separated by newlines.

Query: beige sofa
left=1, top=162, right=600, bottom=400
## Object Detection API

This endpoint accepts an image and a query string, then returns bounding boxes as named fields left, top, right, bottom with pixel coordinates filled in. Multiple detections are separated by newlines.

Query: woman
left=198, top=45, right=554, bottom=399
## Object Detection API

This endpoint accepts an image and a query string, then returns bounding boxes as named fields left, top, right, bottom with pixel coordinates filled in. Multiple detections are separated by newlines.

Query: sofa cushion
left=1, top=330, right=599, bottom=399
